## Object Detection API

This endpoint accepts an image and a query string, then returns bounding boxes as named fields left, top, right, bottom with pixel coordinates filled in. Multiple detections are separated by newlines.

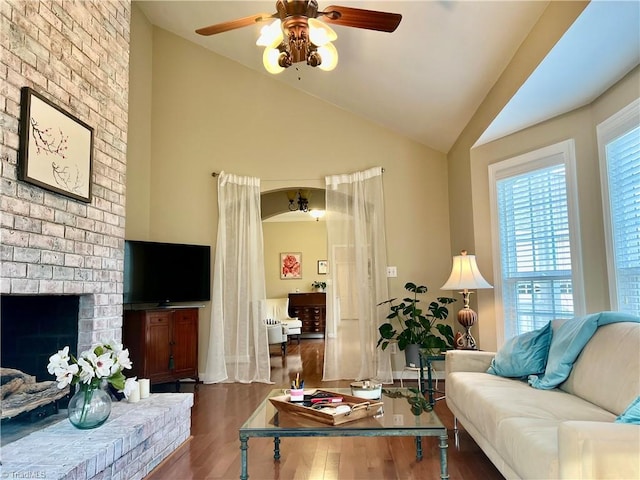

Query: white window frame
left=597, top=98, right=640, bottom=311
left=488, top=139, right=586, bottom=346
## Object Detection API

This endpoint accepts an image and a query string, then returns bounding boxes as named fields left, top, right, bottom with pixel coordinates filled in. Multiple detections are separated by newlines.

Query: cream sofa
left=445, top=319, right=640, bottom=479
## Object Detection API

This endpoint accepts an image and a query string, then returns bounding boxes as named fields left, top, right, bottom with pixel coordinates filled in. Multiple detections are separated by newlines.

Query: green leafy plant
left=377, top=282, right=456, bottom=353
left=312, top=281, right=326, bottom=290
left=382, top=387, right=432, bottom=415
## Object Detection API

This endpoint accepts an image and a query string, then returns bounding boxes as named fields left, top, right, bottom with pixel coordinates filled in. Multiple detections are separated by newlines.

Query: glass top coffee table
left=239, top=387, right=448, bottom=480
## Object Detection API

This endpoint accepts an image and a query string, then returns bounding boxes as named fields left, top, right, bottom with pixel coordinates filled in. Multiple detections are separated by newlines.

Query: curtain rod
left=211, top=168, right=384, bottom=179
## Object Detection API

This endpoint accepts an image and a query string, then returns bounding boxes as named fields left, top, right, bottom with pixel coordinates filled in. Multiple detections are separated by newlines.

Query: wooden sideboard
left=123, top=307, right=199, bottom=385
left=288, top=292, right=326, bottom=335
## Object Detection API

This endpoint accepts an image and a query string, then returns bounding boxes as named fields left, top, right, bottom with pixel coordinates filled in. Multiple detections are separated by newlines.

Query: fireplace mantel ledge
left=1, top=393, right=193, bottom=480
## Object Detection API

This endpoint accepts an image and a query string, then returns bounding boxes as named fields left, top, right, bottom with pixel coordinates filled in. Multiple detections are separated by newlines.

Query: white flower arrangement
left=47, top=342, right=137, bottom=399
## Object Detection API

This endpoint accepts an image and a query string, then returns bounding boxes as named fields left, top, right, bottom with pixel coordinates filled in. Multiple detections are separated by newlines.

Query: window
left=489, top=140, right=585, bottom=342
left=597, top=99, right=640, bottom=317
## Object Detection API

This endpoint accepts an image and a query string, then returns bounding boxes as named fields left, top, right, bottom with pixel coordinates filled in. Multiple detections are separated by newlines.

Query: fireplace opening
left=1, top=295, right=79, bottom=443
left=1, top=295, right=80, bottom=382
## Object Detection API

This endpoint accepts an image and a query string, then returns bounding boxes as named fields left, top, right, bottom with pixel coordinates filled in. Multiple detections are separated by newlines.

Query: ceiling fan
left=195, top=0, right=402, bottom=74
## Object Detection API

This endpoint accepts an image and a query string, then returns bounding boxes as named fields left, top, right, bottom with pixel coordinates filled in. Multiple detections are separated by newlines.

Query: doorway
left=261, top=188, right=327, bottom=299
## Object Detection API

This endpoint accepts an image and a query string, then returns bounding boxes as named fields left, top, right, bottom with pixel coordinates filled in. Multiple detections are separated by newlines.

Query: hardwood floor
left=147, top=339, right=504, bottom=480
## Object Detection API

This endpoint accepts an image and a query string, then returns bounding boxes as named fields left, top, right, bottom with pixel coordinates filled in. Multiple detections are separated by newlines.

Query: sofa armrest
left=559, top=421, right=640, bottom=479
left=445, top=350, right=495, bottom=376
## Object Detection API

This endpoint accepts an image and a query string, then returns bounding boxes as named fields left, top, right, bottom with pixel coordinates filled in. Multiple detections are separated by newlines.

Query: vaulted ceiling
left=136, top=1, right=640, bottom=154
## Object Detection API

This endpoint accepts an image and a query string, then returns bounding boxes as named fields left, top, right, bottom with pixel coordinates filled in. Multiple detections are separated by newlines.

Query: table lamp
left=441, top=250, right=493, bottom=349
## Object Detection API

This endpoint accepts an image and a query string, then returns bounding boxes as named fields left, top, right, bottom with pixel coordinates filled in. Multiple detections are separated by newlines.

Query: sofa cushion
left=497, top=417, right=559, bottom=479
left=561, top=322, right=640, bottom=415
left=446, top=372, right=615, bottom=448
left=487, top=321, right=552, bottom=378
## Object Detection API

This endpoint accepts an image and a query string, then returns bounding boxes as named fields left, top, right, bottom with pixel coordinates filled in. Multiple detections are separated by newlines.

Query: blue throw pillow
left=529, top=311, right=640, bottom=389
left=487, top=321, right=552, bottom=378
left=528, top=313, right=600, bottom=389
left=615, top=396, right=640, bottom=424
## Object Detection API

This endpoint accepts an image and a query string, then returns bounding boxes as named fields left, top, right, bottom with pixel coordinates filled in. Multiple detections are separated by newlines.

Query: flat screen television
left=124, top=240, right=211, bottom=305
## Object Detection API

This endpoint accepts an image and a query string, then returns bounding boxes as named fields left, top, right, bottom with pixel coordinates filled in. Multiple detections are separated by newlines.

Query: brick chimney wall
left=0, top=0, right=131, bottom=352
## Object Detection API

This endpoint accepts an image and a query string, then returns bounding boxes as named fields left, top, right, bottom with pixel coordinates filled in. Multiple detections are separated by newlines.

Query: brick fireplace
left=1, top=0, right=130, bottom=353
left=0, top=4, right=193, bottom=478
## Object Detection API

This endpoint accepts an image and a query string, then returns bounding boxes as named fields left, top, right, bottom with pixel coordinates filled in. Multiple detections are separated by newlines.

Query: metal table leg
left=273, top=435, right=281, bottom=460
left=426, top=357, right=435, bottom=405
left=239, top=433, right=249, bottom=480
left=439, top=432, right=449, bottom=479
left=415, top=436, right=423, bottom=460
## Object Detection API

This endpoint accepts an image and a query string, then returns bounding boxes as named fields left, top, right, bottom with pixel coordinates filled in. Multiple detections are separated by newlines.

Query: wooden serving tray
left=269, top=389, right=384, bottom=425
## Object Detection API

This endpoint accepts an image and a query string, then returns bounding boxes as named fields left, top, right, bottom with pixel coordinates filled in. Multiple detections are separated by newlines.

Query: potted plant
left=377, top=282, right=456, bottom=366
left=312, top=281, right=326, bottom=292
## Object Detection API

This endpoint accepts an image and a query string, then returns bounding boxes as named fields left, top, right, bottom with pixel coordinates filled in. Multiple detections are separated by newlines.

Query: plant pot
left=404, top=344, right=421, bottom=368
left=67, top=383, right=112, bottom=429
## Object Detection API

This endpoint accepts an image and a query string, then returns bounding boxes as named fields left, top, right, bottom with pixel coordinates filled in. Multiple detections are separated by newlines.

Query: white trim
left=596, top=98, right=640, bottom=310
left=488, top=139, right=585, bottom=347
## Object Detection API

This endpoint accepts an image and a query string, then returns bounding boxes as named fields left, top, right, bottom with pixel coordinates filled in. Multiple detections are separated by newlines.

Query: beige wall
left=469, top=66, right=640, bottom=351
left=446, top=1, right=589, bottom=350
left=126, top=6, right=153, bottom=241
left=126, top=8, right=453, bottom=373
left=263, top=221, right=327, bottom=298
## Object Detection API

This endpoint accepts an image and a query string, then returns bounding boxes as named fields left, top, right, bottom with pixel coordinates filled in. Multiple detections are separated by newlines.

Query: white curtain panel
left=323, top=167, right=393, bottom=383
left=201, top=172, right=271, bottom=384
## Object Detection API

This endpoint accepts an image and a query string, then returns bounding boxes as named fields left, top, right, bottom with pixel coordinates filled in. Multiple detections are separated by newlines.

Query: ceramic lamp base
left=457, top=307, right=478, bottom=350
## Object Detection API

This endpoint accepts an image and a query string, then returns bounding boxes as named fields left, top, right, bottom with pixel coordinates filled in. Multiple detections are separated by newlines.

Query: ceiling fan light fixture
left=197, top=1, right=400, bottom=75
left=256, top=19, right=283, bottom=47
left=317, top=42, right=338, bottom=71
left=263, top=47, right=285, bottom=74
left=308, top=18, right=337, bottom=46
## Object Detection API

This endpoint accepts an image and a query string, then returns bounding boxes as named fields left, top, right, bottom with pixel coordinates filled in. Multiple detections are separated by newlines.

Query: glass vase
left=67, top=383, right=112, bottom=429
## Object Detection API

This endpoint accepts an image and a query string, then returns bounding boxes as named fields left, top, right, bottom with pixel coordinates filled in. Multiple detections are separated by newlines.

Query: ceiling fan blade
left=196, top=13, right=275, bottom=36
left=321, top=5, right=402, bottom=33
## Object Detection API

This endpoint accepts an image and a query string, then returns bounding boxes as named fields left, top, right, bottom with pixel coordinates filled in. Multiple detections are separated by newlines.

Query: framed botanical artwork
left=18, top=87, right=94, bottom=202
left=317, top=260, right=328, bottom=275
left=280, top=252, right=302, bottom=279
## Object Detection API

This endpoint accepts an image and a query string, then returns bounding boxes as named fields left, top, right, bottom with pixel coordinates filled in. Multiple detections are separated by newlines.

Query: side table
left=398, top=353, right=446, bottom=406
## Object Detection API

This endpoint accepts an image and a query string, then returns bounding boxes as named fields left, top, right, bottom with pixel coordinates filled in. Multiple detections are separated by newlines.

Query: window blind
left=605, top=125, right=640, bottom=316
left=497, top=164, right=574, bottom=338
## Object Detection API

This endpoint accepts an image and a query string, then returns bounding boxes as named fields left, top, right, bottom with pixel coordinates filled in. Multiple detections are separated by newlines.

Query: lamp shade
left=441, top=251, right=493, bottom=290
left=308, top=18, right=337, bottom=46
left=317, top=42, right=338, bottom=71
left=263, top=47, right=285, bottom=74
left=256, top=20, right=283, bottom=47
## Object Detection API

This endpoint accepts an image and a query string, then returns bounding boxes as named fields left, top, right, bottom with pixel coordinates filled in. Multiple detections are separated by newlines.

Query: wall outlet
left=386, top=266, right=397, bottom=277
left=389, top=342, right=397, bottom=355
left=393, top=414, right=404, bottom=426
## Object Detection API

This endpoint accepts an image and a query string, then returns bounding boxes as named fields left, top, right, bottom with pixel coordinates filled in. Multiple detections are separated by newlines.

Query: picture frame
left=18, top=87, right=94, bottom=203
left=317, top=260, right=328, bottom=275
left=280, top=252, right=302, bottom=279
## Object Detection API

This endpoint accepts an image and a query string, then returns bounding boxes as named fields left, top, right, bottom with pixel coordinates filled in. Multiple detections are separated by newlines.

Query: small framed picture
left=18, top=87, right=94, bottom=202
left=280, top=252, right=302, bottom=279
left=317, top=260, right=328, bottom=275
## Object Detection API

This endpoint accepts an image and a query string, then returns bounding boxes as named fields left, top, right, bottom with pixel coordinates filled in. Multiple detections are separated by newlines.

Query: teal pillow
left=529, top=312, right=640, bottom=389
left=487, top=321, right=552, bottom=378
left=616, top=396, right=640, bottom=424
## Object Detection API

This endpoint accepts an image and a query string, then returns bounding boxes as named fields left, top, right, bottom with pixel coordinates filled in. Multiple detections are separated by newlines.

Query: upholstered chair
left=264, top=318, right=287, bottom=357
left=265, top=298, right=302, bottom=344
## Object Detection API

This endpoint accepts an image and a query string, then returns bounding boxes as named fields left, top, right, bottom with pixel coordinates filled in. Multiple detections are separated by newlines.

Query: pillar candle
left=128, top=383, right=140, bottom=403
left=139, top=378, right=150, bottom=399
